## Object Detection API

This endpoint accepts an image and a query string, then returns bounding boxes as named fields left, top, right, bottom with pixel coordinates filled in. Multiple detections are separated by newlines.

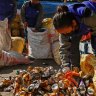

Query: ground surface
left=0, top=59, right=59, bottom=96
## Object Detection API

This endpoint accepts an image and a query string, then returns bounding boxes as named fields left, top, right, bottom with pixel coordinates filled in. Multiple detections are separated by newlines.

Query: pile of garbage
left=0, top=65, right=95, bottom=96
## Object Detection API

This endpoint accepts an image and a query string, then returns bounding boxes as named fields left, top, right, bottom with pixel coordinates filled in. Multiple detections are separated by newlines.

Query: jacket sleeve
left=35, top=4, right=43, bottom=30
left=59, top=34, right=71, bottom=67
left=21, top=2, right=29, bottom=23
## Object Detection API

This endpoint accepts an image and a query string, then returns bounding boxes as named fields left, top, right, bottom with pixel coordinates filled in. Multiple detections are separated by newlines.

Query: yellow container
left=11, top=37, right=25, bottom=54
left=42, top=18, right=53, bottom=29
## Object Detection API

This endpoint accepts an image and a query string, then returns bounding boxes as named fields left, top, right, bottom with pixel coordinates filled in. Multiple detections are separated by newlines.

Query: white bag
left=0, top=18, right=11, bottom=51
left=27, top=27, right=51, bottom=59
left=79, top=41, right=93, bottom=54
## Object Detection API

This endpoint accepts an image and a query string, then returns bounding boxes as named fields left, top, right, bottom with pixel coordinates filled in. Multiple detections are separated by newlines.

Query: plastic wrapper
left=10, top=13, right=23, bottom=37
left=27, top=27, right=52, bottom=59
left=80, top=54, right=94, bottom=77
left=11, top=37, right=25, bottom=54
left=42, top=18, right=61, bottom=64
left=93, top=67, right=96, bottom=92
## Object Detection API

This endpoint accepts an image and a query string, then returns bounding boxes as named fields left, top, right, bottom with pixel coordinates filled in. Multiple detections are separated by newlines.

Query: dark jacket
left=82, top=0, right=96, bottom=52
left=21, top=1, right=43, bottom=29
left=0, top=0, right=17, bottom=21
left=59, top=3, right=91, bottom=67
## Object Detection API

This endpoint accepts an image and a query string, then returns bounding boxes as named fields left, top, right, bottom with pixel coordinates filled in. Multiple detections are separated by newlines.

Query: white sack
left=27, top=28, right=51, bottom=58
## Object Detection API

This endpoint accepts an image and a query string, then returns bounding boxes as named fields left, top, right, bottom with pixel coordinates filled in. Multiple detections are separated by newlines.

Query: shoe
left=25, top=56, right=35, bottom=61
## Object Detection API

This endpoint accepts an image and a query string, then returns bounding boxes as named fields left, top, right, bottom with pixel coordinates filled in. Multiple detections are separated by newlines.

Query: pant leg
left=70, top=35, right=82, bottom=68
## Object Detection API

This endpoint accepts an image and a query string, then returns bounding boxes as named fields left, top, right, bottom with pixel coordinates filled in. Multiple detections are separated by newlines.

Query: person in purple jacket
left=53, top=4, right=91, bottom=71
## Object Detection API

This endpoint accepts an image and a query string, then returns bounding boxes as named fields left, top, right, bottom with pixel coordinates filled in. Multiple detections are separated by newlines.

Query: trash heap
left=0, top=65, right=95, bottom=96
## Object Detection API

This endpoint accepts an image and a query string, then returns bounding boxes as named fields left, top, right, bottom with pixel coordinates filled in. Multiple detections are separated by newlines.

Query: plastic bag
left=79, top=41, right=93, bottom=54
left=0, top=18, right=11, bottom=51
left=27, top=27, right=51, bottom=59
left=93, top=67, right=96, bottom=92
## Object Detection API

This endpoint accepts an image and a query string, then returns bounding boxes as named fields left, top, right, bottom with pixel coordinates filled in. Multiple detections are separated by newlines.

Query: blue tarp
left=17, top=0, right=75, bottom=17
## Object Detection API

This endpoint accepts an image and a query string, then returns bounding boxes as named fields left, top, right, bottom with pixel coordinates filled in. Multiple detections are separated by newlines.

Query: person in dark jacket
left=21, top=0, right=43, bottom=32
left=53, top=4, right=91, bottom=70
left=0, top=0, right=17, bottom=23
left=82, top=0, right=96, bottom=55
left=0, top=0, right=17, bottom=54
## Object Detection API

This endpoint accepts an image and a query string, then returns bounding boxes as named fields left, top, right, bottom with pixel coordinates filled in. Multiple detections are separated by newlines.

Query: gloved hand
left=58, top=64, right=80, bottom=87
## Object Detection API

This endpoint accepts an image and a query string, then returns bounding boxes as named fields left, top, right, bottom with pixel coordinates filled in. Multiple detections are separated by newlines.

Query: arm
left=59, top=34, right=71, bottom=67
left=21, top=2, right=29, bottom=23
left=35, top=3, right=44, bottom=30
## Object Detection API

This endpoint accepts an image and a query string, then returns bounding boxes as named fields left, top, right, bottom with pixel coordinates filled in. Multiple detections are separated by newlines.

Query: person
left=0, top=0, right=17, bottom=51
left=21, top=0, right=43, bottom=55
left=21, top=0, right=43, bottom=32
left=0, top=0, right=17, bottom=23
left=82, top=0, right=96, bottom=55
left=53, top=4, right=91, bottom=70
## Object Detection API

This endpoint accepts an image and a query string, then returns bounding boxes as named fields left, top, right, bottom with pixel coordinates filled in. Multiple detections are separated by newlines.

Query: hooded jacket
left=0, top=0, right=17, bottom=21
left=21, top=1, right=43, bottom=29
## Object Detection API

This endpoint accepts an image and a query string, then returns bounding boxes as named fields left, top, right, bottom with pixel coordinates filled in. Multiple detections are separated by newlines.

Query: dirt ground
left=0, top=59, right=60, bottom=96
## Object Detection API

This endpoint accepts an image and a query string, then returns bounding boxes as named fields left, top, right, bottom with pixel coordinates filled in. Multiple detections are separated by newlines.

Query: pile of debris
left=0, top=65, right=95, bottom=96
